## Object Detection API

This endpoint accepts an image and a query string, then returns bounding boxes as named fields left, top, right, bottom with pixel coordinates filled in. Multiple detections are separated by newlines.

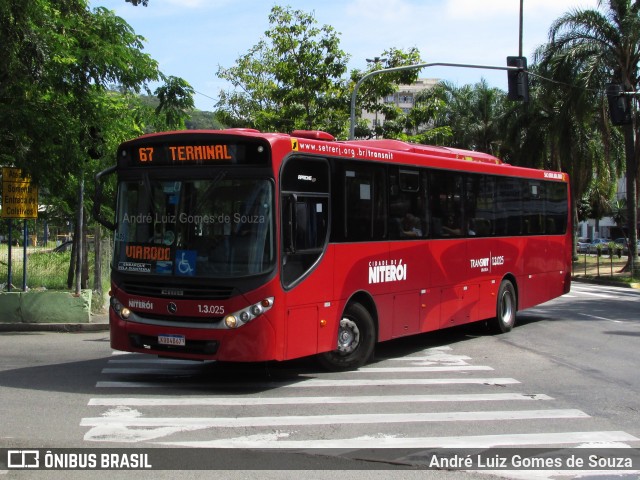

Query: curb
left=0, top=314, right=109, bottom=333
left=572, top=276, right=640, bottom=289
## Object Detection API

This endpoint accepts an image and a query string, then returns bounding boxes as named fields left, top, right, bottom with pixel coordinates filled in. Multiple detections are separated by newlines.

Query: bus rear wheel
left=317, top=302, right=375, bottom=371
left=490, top=280, right=517, bottom=334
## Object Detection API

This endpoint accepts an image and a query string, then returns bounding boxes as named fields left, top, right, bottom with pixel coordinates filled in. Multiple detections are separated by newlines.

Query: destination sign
left=139, top=144, right=232, bottom=163
left=120, top=137, right=270, bottom=167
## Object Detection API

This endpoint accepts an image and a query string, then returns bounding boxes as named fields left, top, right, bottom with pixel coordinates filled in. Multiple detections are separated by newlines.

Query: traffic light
left=606, top=83, right=632, bottom=126
left=507, top=56, right=529, bottom=102
left=81, top=126, right=104, bottom=160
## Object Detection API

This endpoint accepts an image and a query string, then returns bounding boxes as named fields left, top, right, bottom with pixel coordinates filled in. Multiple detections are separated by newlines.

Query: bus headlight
left=223, top=297, right=274, bottom=329
left=224, top=315, right=237, bottom=329
left=110, top=297, right=131, bottom=320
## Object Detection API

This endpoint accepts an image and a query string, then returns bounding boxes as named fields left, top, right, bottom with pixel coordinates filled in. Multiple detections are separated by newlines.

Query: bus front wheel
left=490, top=280, right=517, bottom=334
left=318, top=302, right=375, bottom=371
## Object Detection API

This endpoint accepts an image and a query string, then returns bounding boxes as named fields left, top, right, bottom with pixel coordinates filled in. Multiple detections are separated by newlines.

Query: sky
left=90, top=0, right=601, bottom=111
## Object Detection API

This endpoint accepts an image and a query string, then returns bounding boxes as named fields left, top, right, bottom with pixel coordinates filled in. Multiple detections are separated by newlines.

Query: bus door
left=280, top=156, right=332, bottom=359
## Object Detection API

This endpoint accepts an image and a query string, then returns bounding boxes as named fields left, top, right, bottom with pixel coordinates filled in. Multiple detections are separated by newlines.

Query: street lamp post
left=365, top=57, right=387, bottom=138
left=349, top=62, right=521, bottom=139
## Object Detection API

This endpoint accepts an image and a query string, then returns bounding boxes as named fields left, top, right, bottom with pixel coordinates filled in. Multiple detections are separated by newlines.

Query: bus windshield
left=113, top=174, right=275, bottom=278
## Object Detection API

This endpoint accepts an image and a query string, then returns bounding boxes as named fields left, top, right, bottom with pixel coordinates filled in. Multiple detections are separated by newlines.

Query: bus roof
left=123, top=128, right=567, bottom=182
left=131, top=129, right=501, bottom=164
left=344, top=139, right=503, bottom=165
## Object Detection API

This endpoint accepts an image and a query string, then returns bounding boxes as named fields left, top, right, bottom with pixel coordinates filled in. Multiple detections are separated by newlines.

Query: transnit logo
left=470, top=253, right=505, bottom=273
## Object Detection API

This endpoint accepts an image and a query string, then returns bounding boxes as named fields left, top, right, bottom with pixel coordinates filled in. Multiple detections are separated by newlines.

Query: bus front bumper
left=109, top=309, right=277, bottom=362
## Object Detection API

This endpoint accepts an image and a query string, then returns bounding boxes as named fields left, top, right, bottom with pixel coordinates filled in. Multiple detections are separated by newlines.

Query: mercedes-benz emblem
left=167, top=302, right=178, bottom=314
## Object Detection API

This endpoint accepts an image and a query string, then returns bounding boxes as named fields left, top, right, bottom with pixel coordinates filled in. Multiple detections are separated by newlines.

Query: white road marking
left=101, top=365, right=494, bottom=375
left=95, top=377, right=521, bottom=388
left=577, top=313, right=615, bottom=321
left=86, top=344, right=639, bottom=453
left=88, top=392, right=553, bottom=406
left=81, top=409, right=589, bottom=429
left=354, top=365, right=493, bottom=373
left=155, top=431, right=639, bottom=449
left=108, top=358, right=210, bottom=365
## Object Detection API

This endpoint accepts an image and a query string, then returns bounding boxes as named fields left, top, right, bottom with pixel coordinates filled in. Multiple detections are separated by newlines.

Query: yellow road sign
left=2, top=168, right=38, bottom=219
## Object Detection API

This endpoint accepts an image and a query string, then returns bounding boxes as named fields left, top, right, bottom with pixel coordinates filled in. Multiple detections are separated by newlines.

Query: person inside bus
left=467, top=219, right=476, bottom=236
left=442, top=215, right=462, bottom=236
left=401, top=213, right=423, bottom=238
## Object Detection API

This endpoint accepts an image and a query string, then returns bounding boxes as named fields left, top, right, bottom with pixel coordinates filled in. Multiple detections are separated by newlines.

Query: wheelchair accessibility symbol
left=175, top=250, right=196, bottom=276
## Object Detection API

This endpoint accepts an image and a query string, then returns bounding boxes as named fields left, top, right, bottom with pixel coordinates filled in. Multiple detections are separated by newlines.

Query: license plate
left=158, top=334, right=186, bottom=346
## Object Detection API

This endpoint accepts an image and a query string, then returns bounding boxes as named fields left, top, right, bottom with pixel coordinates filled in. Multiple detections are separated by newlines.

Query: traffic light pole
left=348, top=62, right=521, bottom=140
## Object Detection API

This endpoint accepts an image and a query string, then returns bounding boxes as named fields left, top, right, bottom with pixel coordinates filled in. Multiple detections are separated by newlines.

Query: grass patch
left=0, top=244, right=111, bottom=311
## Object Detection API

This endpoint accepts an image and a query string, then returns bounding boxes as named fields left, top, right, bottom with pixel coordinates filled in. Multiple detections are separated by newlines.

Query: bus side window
left=429, top=171, right=463, bottom=238
left=546, top=182, right=568, bottom=235
left=389, top=168, right=428, bottom=240
left=282, top=194, right=329, bottom=287
left=343, top=164, right=386, bottom=241
left=467, top=175, right=496, bottom=237
left=495, top=177, right=522, bottom=236
left=523, top=181, right=544, bottom=234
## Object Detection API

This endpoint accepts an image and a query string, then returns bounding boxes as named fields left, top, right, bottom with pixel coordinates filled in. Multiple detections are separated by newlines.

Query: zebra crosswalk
left=81, top=345, right=639, bottom=473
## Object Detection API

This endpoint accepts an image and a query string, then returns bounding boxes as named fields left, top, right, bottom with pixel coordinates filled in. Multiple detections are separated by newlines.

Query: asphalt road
left=1, top=280, right=639, bottom=480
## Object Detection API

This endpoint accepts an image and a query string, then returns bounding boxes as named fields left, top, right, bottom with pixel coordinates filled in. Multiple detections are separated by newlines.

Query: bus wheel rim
left=337, top=318, right=360, bottom=353
left=500, top=291, right=514, bottom=326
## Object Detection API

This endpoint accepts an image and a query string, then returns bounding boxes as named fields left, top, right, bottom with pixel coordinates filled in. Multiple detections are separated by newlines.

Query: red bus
left=94, top=129, right=571, bottom=370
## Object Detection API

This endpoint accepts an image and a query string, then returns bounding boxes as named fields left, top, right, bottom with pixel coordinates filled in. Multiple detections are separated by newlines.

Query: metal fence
left=0, top=234, right=112, bottom=308
left=572, top=252, right=638, bottom=282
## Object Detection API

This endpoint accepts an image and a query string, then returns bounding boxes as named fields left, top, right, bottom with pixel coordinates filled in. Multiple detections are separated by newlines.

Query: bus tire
left=317, top=302, right=375, bottom=371
left=490, top=280, right=517, bottom=334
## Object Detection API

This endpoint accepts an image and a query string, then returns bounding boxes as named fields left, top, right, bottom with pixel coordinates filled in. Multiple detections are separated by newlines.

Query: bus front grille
left=120, top=282, right=236, bottom=300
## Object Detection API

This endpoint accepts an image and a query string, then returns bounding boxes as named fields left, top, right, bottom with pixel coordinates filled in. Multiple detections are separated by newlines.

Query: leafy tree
left=216, top=40, right=283, bottom=131
left=216, top=6, right=350, bottom=136
left=153, top=76, right=196, bottom=130
left=399, top=91, right=453, bottom=145
left=1, top=0, right=194, bottom=292
left=1, top=1, right=161, bottom=186
left=267, top=6, right=350, bottom=132
left=215, top=7, right=426, bottom=138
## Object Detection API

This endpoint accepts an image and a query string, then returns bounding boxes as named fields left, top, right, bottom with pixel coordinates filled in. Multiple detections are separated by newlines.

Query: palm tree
left=539, top=0, right=640, bottom=273
left=500, top=58, right=619, bottom=260
left=610, top=197, right=628, bottom=232
left=588, top=176, right=616, bottom=234
left=423, top=80, right=507, bottom=156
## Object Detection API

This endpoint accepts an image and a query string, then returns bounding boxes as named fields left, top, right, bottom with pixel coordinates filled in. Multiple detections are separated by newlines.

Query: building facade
left=361, top=78, right=439, bottom=130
